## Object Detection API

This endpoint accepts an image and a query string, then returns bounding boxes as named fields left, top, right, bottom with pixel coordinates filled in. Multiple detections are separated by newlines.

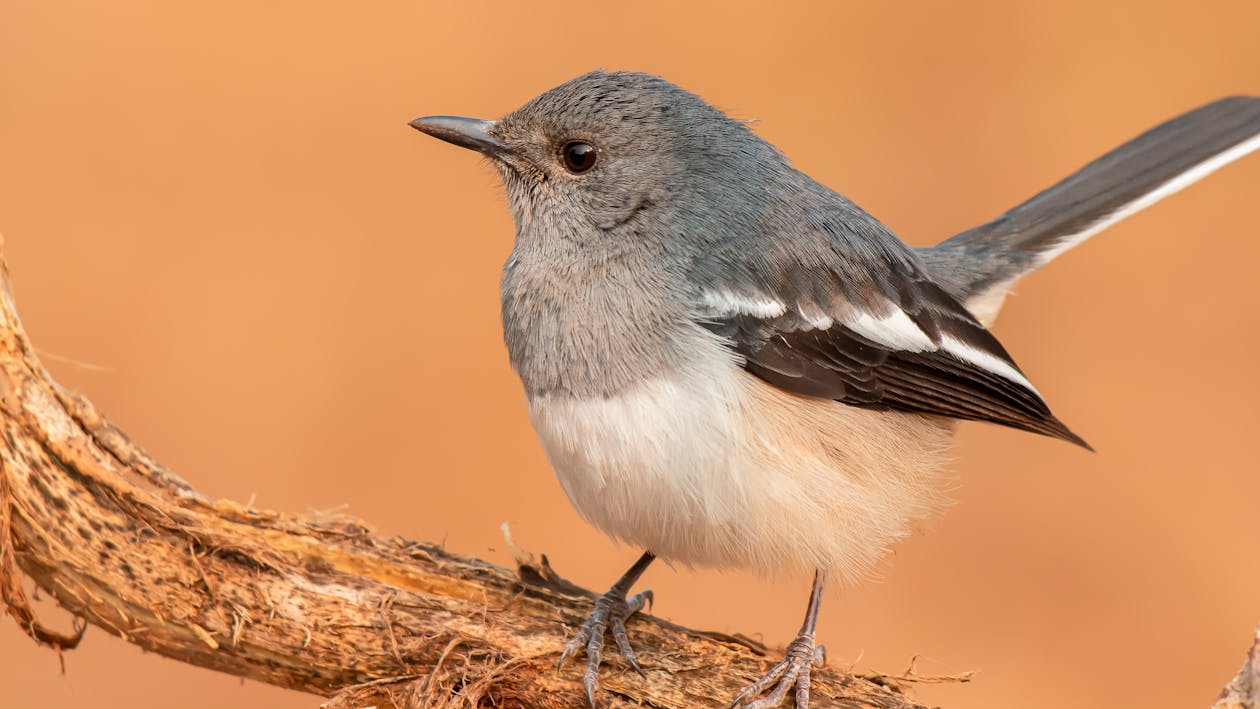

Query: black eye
left=561, top=141, right=597, bottom=173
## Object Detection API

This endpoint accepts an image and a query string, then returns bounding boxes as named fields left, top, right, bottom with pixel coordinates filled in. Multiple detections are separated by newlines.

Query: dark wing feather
left=685, top=157, right=1087, bottom=448
left=698, top=264, right=1090, bottom=449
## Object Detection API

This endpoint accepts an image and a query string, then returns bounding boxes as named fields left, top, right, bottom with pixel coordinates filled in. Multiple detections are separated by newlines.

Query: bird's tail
left=920, top=95, right=1260, bottom=325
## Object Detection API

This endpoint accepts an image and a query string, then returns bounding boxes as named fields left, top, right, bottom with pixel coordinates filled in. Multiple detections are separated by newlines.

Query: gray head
left=410, top=72, right=806, bottom=396
left=409, top=71, right=900, bottom=398
left=410, top=71, right=799, bottom=252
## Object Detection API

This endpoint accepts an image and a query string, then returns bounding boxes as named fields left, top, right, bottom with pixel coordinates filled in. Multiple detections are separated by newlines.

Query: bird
left=408, top=71, right=1260, bottom=708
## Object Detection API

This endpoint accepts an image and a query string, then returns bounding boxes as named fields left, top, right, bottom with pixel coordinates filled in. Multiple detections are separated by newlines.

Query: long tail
left=920, top=95, right=1260, bottom=325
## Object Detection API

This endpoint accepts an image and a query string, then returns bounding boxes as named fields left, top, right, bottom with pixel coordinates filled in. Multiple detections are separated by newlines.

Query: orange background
left=2, top=2, right=1259, bottom=708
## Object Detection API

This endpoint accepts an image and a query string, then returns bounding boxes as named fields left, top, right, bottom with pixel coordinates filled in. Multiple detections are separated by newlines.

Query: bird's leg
left=559, top=551, right=656, bottom=707
left=730, top=570, right=829, bottom=709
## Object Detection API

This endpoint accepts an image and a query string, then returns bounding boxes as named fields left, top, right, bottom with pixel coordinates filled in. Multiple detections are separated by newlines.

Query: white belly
left=527, top=336, right=957, bottom=583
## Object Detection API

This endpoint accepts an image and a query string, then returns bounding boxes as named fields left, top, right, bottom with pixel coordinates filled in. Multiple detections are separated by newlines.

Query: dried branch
left=0, top=232, right=937, bottom=708
left=1214, top=625, right=1260, bottom=709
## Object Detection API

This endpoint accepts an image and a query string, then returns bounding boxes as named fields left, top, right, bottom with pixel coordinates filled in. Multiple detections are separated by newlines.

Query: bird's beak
left=408, top=115, right=506, bottom=154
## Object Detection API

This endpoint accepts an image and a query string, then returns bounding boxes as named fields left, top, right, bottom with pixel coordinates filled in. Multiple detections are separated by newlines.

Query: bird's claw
left=729, top=634, right=827, bottom=709
left=558, top=588, right=653, bottom=707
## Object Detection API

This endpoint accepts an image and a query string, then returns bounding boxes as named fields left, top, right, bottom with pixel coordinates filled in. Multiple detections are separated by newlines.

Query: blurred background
left=2, top=2, right=1258, bottom=708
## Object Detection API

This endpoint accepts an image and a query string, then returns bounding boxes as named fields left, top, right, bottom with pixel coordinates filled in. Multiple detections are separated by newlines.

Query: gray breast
left=499, top=239, right=698, bottom=399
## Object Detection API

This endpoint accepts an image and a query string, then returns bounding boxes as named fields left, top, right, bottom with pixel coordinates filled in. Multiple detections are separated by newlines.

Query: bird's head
left=410, top=70, right=790, bottom=247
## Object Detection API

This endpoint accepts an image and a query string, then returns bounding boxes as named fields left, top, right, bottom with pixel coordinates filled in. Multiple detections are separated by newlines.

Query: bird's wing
left=693, top=241, right=1089, bottom=448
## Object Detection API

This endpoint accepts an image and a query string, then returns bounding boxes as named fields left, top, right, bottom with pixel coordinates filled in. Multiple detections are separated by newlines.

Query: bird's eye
left=561, top=141, right=597, bottom=174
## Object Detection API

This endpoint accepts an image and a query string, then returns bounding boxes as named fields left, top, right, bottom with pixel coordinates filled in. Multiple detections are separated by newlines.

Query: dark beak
left=408, top=115, right=505, bottom=154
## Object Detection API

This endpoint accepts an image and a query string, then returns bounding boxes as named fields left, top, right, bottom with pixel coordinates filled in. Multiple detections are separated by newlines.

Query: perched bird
left=410, top=72, right=1260, bottom=708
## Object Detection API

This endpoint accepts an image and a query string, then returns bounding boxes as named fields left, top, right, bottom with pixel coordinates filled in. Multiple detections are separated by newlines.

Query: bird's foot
left=558, top=586, right=654, bottom=707
left=729, top=633, right=827, bottom=709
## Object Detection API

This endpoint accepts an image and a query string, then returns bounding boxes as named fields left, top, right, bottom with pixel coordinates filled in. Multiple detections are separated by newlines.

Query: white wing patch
left=700, top=290, right=787, bottom=318
left=845, top=309, right=936, bottom=352
left=794, top=301, right=835, bottom=330
left=1037, top=130, right=1260, bottom=266
left=703, top=290, right=1043, bottom=397
left=940, top=334, right=1040, bottom=395
left=847, top=309, right=1040, bottom=395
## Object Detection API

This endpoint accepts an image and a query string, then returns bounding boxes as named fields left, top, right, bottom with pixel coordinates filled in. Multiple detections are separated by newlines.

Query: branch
left=0, top=233, right=940, bottom=708
left=1214, top=625, right=1260, bottom=709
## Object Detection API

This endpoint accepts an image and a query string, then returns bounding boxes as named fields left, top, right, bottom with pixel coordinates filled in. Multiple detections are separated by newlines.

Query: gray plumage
left=492, top=71, right=1086, bottom=442
left=409, top=71, right=1260, bottom=709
